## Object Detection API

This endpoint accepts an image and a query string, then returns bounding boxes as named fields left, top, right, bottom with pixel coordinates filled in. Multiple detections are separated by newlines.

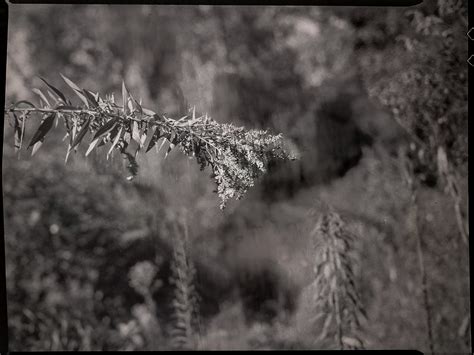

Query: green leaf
left=139, top=126, right=147, bottom=148
left=85, top=118, right=119, bottom=157
left=165, top=134, right=176, bottom=159
left=39, top=77, right=67, bottom=103
left=70, top=117, right=91, bottom=150
left=13, top=100, right=36, bottom=109
left=27, top=113, right=56, bottom=150
left=142, top=108, right=156, bottom=116
left=60, top=73, right=82, bottom=91
left=31, top=141, right=43, bottom=156
left=93, top=118, right=119, bottom=140
left=131, top=121, right=141, bottom=143
left=60, top=73, right=89, bottom=108
left=32, top=88, right=51, bottom=107
left=70, top=120, right=78, bottom=144
left=133, top=97, right=143, bottom=114
left=85, top=137, right=101, bottom=157
left=127, top=96, right=134, bottom=113
left=46, top=90, right=61, bottom=105
left=107, top=126, right=123, bottom=160
left=165, top=143, right=173, bottom=159
left=157, top=137, right=168, bottom=153
left=122, top=80, right=128, bottom=115
left=126, top=136, right=140, bottom=158
left=145, top=126, right=159, bottom=152
left=83, top=89, right=99, bottom=108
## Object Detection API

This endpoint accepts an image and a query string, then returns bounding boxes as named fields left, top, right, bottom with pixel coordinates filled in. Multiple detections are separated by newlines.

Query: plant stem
left=400, top=150, right=435, bottom=354
left=409, top=176, right=435, bottom=355
left=5, top=106, right=224, bottom=156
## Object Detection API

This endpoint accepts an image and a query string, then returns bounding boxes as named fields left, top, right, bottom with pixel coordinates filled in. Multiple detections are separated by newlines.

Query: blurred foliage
left=3, top=2, right=469, bottom=352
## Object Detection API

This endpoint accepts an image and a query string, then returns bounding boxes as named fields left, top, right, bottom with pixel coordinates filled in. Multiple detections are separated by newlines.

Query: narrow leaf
left=145, top=126, right=159, bottom=152
left=126, top=137, right=140, bottom=158
left=31, top=141, right=43, bottom=156
left=142, top=108, right=156, bottom=116
left=139, top=126, right=147, bottom=148
left=107, top=126, right=123, bottom=160
left=65, top=119, right=77, bottom=163
left=85, top=137, right=101, bottom=157
left=60, top=73, right=82, bottom=92
left=157, top=137, right=168, bottom=153
left=39, top=77, right=67, bottom=103
left=93, top=118, right=118, bottom=140
left=27, top=113, right=55, bottom=149
left=165, top=143, right=173, bottom=159
left=83, top=89, right=99, bottom=108
left=131, top=121, right=141, bottom=143
left=133, top=97, right=143, bottom=114
left=71, top=120, right=78, bottom=144
left=122, top=80, right=128, bottom=115
left=46, top=90, right=60, bottom=105
left=59, top=73, right=89, bottom=107
left=13, top=100, right=36, bottom=109
left=85, top=119, right=118, bottom=157
left=70, top=117, right=91, bottom=150
left=32, top=88, right=51, bottom=107
left=65, top=145, right=72, bottom=163
left=127, top=96, right=134, bottom=113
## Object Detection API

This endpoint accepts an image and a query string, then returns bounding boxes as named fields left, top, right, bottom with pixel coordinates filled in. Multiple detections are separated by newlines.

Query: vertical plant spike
left=310, top=211, right=366, bottom=350
left=4, top=75, right=296, bottom=209
left=168, top=219, right=200, bottom=350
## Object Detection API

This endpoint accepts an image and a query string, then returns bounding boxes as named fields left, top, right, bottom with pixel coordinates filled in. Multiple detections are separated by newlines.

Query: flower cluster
left=4, top=75, right=296, bottom=208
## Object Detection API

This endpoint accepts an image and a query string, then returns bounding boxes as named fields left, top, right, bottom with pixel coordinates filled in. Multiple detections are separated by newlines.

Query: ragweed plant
left=4, top=75, right=295, bottom=209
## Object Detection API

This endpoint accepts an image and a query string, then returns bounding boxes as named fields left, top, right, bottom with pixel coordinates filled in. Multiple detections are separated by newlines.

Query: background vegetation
left=4, top=1, right=469, bottom=351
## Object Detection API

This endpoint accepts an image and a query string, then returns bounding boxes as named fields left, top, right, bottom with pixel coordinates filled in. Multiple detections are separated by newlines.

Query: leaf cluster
left=4, top=75, right=296, bottom=208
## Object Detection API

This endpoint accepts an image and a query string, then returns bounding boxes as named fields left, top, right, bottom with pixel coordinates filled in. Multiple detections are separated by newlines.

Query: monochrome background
left=3, top=2, right=469, bottom=351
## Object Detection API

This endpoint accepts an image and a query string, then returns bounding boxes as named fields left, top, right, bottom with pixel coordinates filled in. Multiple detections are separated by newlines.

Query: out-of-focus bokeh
left=3, top=2, right=469, bottom=351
